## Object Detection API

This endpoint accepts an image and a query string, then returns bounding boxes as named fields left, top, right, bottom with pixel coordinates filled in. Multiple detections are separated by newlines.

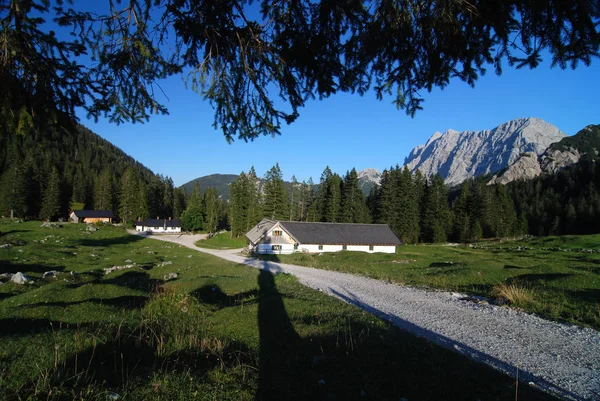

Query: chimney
left=157, top=216, right=160, bottom=220
left=169, top=217, right=172, bottom=221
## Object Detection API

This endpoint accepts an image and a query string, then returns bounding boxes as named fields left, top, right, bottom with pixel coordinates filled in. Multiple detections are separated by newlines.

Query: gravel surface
left=137, top=232, right=600, bottom=400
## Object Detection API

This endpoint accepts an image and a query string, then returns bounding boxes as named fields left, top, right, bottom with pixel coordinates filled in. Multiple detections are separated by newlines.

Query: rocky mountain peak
left=404, top=118, right=566, bottom=186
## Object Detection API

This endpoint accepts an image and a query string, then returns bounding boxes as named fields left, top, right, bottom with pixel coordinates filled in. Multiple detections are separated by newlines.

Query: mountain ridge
left=404, top=117, right=566, bottom=186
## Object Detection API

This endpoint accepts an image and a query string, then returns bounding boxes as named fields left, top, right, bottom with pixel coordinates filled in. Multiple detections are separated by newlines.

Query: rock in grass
left=0, top=243, right=10, bottom=249
left=163, top=272, right=178, bottom=281
left=104, top=265, right=135, bottom=274
left=11, top=272, right=33, bottom=284
left=0, top=273, right=13, bottom=281
left=125, top=259, right=133, bottom=263
left=160, top=261, right=172, bottom=267
left=40, top=222, right=61, bottom=229
left=42, top=270, right=58, bottom=279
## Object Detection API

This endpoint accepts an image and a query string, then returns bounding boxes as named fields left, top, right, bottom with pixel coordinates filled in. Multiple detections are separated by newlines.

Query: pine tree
left=119, top=168, right=147, bottom=224
left=203, top=187, right=219, bottom=233
left=163, top=176, right=175, bottom=218
left=494, top=184, right=518, bottom=237
left=0, top=161, right=29, bottom=218
left=452, top=181, right=471, bottom=242
left=94, top=169, right=116, bottom=211
left=181, top=183, right=204, bottom=232
left=173, top=187, right=187, bottom=218
left=421, top=174, right=451, bottom=243
left=288, top=175, right=300, bottom=221
left=246, top=166, right=263, bottom=230
left=395, top=167, right=420, bottom=243
left=263, top=163, right=288, bottom=220
left=375, top=168, right=398, bottom=225
left=40, top=167, right=62, bottom=221
left=324, top=173, right=342, bottom=222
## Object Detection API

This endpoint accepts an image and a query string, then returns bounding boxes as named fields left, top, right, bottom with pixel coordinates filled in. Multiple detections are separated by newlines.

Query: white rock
left=42, top=270, right=58, bottom=279
left=104, top=265, right=135, bottom=274
left=11, top=272, right=33, bottom=284
left=160, top=261, right=172, bottom=267
left=0, top=243, right=10, bottom=249
left=163, top=272, right=178, bottom=281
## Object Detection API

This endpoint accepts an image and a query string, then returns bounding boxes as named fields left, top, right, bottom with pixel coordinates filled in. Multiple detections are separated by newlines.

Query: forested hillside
left=0, top=122, right=185, bottom=223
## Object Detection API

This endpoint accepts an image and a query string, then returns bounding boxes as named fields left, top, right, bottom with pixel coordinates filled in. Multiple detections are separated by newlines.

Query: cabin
left=246, top=219, right=401, bottom=254
left=135, top=217, right=182, bottom=234
left=69, top=210, right=114, bottom=224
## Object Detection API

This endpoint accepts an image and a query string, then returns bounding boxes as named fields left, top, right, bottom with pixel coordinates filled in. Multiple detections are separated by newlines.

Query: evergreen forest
left=1, top=122, right=599, bottom=242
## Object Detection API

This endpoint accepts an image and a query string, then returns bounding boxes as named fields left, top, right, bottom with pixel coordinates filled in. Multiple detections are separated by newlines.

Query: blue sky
left=79, top=56, right=600, bottom=187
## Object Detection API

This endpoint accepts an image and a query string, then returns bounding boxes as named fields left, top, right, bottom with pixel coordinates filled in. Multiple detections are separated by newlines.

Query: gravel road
left=137, top=232, right=600, bottom=400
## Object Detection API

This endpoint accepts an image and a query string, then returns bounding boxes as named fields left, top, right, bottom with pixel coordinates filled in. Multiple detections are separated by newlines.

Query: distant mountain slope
left=489, top=124, right=600, bottom=185
left=180, top=174, right=239, bottom=199
left=404, top=118, right=566, bottom=186
left=357, top=168, right=381, bottom=195
left=0, top=121, right=163, bottom=218
left=182, top=168, right=381, bottom=200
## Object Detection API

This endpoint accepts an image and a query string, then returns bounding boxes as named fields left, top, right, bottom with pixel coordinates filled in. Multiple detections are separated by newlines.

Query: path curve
left=135, top=232, right=600, bottom=400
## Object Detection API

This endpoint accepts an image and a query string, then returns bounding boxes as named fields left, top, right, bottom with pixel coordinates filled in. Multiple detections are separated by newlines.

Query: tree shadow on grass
left=506, top=272, right=578, bottom=284
left=0, top=262, right=66, bottom=274
left=192, top=285, right=259, bottom=309
left=0, top=318, right=90, bottom=336
left=565, top=288, right=600, bottom=304
left=0, top=292, right=16, bottom=301
left=75, top=234, right=145, bottom=248
left=0, top=229, right=30, bottom=239
left=20, top=295, right=149, bottom=310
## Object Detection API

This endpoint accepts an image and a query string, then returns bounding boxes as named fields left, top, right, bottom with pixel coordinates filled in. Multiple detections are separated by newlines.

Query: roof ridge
left=280, top=221, right=389, bottom=226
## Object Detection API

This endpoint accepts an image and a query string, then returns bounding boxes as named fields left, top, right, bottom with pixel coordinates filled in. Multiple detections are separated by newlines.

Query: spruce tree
left=203, top=187, right=219, bottom=233
left=396, top=166, right=420, bottom=243
left=263, top=163, right=288, bottom=220
left=163, top=176, right=175, bottom=218
left=181, top=183, right=204, bottom=232
left=324, top=173, right=342, bottom=222
left=40, top=167, right=62, bottom=221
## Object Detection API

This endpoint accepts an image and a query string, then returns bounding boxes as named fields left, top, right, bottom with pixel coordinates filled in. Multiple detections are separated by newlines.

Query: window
left=271, top=245, right=282, bottom=250
left=342, top=245, right=347, bottom=251
left=273, top=230, right=282, bottom=236
left=318, top=245, right=323, bottom=250
left=294, top=244, right=298, bottom=250
left=369, top=245, right=374, bottom=251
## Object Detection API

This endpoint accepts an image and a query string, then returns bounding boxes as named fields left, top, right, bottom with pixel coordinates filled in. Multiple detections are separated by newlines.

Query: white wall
left=299, top=244, right=396, bottom=254
left=255, top=243, right=296, bottom=254
left=138, top=226, right=181, bottom=233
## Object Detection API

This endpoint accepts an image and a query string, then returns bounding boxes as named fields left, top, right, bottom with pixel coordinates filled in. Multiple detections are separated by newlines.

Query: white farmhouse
left=246, top=219, right=401, bottom=254
left=135, top=218, right=182, bottom=234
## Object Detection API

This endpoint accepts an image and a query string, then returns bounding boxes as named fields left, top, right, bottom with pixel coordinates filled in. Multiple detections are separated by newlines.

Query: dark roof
left=72, top=210, right=114, bottom=218
left=136, top=218, right=182, bottom=228
left=247, top=221, right=401, bottom=246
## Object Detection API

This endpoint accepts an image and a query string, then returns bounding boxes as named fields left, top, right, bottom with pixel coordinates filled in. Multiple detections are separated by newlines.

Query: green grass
left=0, top=220, right=557, bottom=400
left=256, top=235, right=600, bottom=330
left=195, top=231, right=247, bottom=249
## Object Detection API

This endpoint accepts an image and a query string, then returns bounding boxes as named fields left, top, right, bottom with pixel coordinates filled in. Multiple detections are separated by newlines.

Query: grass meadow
left=195, top=231, right=247, bottom=250
left=257, top=235, right=600, bottom=330
left=0, top=220, right=559, bottom=400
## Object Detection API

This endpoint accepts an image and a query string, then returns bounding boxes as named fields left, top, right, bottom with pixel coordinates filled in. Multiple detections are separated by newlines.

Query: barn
left=246, top=219, right=401, bottom=254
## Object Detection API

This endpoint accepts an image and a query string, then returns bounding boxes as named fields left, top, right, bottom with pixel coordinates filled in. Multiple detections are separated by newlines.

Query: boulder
left=42, top=270, right=58, bottom=279
left=163, top=272, right=178, bottom=281
left=11, top=272, right=33, bottom=284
